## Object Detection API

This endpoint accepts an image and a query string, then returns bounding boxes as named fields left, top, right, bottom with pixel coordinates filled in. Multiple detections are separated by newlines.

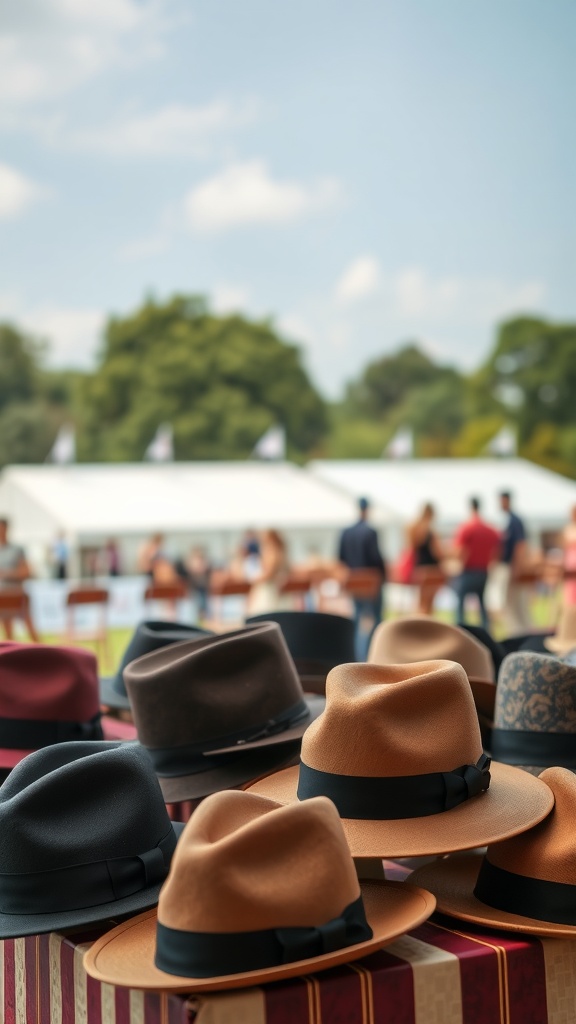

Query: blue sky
left=1, top=0, right=575, bottom=396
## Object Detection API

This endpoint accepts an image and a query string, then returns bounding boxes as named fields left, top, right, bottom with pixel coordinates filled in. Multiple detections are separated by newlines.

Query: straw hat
left=124, top=623, right=324, bottom=801
left=491, top=651, right=576, bottom=772
left=0, top=741, right=184, bottom=938
left=368, top=617, right=496, bottom=723
left=544, top=606, right=576, bottom=654
left=248, top=660, right=553, bottom=858
left=411, top=767, right=576, bottom=936
left=84, top=790, right=435, bottom=992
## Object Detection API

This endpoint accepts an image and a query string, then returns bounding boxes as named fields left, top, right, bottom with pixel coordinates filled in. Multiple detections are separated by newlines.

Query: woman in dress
left=247, top=529, right=291, bottom=614
left=562, top=505, right=576, bottom=606
left=407, top=503, right=444, bottom=615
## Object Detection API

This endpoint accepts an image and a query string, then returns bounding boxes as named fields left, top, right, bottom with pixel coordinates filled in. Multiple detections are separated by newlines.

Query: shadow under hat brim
left=156, top=740, right=304, bottom=803
left=0, top=717, right=136, bottom=770
left=83, top=880, right=435, bottom=993
left=410, top=854, right=576, bottom=938
left=0, top=822, right=185, bottom=939
left=468, top=677, right=496, bottom=722
left=207, top=695, right=325, bottom=755
left=247, top=762, right=553, bottom=859
left=99, top=675, right=131, bottom=711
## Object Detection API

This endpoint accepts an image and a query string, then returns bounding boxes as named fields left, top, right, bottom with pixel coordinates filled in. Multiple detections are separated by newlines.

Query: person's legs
left=452, top=574, right=468, bottom=624
left=353, top=598, right=376, bottom=660
left=474, top=572, right=490, bottom=631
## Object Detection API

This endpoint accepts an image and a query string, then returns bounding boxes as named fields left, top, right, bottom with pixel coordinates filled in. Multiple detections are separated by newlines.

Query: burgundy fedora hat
left=0, top=642, right=110, bottom=770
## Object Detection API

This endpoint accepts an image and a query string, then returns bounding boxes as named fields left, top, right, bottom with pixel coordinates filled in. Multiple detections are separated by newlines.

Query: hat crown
left=0, top=742, right=173, bottom=873
left=158, top=791, right=360, bottom=933
left=112, top=620, right=213, bottom=696
left=125, top=623, right=305, bottom=750
left=369, top=617, right=494, bottom=682
left=301, top=660, right=483, bottom=778
left=487, top=767, right=576, bottom=885
left=0, top=644, right=99, bottom=720
left=495, top=651, right=576, bottom=733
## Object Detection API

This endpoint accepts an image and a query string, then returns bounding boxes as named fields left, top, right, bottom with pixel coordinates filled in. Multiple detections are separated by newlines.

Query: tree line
left=1, top=295, right=575, bottom=478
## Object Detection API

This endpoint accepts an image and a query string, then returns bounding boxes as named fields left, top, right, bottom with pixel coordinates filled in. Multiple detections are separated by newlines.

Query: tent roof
left=0, top=462, right=369, bottom=536
left=309, top=458, right=576, bottom=527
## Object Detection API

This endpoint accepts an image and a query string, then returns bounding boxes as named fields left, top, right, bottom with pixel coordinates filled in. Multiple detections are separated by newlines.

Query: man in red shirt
left=452, top=497, right=501, bottom=631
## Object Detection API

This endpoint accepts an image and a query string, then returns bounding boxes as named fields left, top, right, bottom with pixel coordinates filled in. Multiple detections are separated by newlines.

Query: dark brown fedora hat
left=124, top=623, right=324, bottom=802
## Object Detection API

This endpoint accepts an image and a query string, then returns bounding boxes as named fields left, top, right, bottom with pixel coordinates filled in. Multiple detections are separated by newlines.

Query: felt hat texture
left=124, top=623, right=324, bottom=801
left=100, top=620, right=214, bottom=709
left=544, top=606, right=576, bottom=655
left=245, top=610, right=356, bottom=694
left=0, top=741, right=184, bottom=937
left=0, top=642, right=104, bottom=770
left=491, top=650, right=576, bottom=771
left=248, top=659, right=553, bottom=858
left=368, top=616, right=496, bottom=721
left=411, top=767, right=576, bottom=937
left=84, top=789, right=435, bottom=992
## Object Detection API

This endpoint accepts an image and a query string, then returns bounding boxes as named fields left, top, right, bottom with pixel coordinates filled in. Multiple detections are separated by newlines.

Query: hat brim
left=468, top=677, right=496, bottom=721
left=99, top=675, right=131, bottom=710
left=543, top=637, right=575, bottom=654
left=247, top=762, right=553, bottom=858
left=0, top=822, right=186, bottom=939
left=410, top=854, right=576, bottom=938
left=83, top=880, right=435, bottom=993
left=157, top=741, right=304, bottom=803
left=207, top=695, right=325, bottom=755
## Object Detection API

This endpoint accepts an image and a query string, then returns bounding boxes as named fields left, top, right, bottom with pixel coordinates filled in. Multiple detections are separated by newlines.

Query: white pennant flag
left=486, top=425, right=517, bottom=458
left=46, top=424, right=76, bottom=464
left=384, top=427, right=413, bottom=459
left=144, top=423, right=174, bottom=462
left=252, top=425, right=286, bottom=461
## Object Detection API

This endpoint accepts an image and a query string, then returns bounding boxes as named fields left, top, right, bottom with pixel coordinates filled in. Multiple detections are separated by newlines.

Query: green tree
left=79, top=295, right=328, bottom=461
left=345, top=342, right=457, bottom=418
left=0, top=324, right=43, bottom=411
left=0, top=402, right=59, bottom=466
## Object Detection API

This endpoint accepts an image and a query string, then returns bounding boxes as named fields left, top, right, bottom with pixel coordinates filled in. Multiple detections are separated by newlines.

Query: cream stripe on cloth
left=387, top=934, right=463, bottom=1024
left=14, top=937, right=27, bottom=1024
left=189, top=988, right=267, bottom=1024
left=74, top=943, right=90, bottom=1024
left=49, top=932, right=63, bottom=1024
left=540, top=937, right=576, bottom=1024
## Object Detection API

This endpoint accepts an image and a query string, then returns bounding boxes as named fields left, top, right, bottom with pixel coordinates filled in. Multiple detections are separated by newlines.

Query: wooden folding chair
left=278, top=572, right=312, bottom=610
left=0, top=588, right=36, bottom=641
left=65, top=587, right=110, bottom=670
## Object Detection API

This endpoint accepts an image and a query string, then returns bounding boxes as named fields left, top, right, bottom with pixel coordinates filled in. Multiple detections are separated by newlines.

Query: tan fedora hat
left=491, top=651, right=576, bottom=772
left=84, top=790, right=435, bottom=992
left=248, top=660, right=553, bottom=858
left=410, top=767, right=576, bottom=937
left=124, top=623, right=324, bottom=802
left=544, top=606, right=576, bottom=654
left=368, top=616, right=496, bottom=723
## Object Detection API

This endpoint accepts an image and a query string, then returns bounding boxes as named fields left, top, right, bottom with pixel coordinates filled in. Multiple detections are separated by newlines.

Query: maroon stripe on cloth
left=25, top=936, right=38, bottom=1024
left=3, top=940, right=16, bottom=1024
left=38, top=933, right=51, bottom=1024
left=317, top=964, right=364, bottom=1023
left=144, top=990, right=163, bottom=1024
left=360, top=948, right=417, bottom=1024
left=168, top=991, right=191, bottom=1023
left=473, top=926, right=548, bottom=1024
left=415, top=920, right=501, bottom=1024
left=86, top=967, right=102, bottom=1024
left=265, top=976, right=314, bottom=1024
left=383, top=860, right=412, bottom=881
left=60, top=935, right=76, bottom=1024
left=115, top=982, right=130, bottom=1022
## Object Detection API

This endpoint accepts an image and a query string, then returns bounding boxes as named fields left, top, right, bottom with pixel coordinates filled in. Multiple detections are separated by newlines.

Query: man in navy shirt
left=499, top=491, right=530, bottom=632
left=338, top=497, right=386, bottom=659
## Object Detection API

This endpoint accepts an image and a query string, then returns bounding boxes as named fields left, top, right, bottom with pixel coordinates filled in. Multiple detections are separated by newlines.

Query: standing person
left=103, top=538, right=121, bottom=577
left=0, top=518, right=40, bottom=641
left=407, top=503, right=444, bottom=615
left=561, top=505, right=576, bottom=606
left=452, top=498, right=500, bottom=631
left=499, top=490, right=530, bottom=631
left=338, top=497, right=386, bottom=660
left=248, top=529, right=290, bottom=614
left=50, top=532, right=69, bottom=579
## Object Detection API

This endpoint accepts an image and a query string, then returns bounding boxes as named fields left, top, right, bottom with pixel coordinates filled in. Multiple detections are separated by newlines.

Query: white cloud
left=212, top=285, right=250, bottom=315
left=20, top=307, right=106, bottom=367
left=0, top=0, right=175, bottom=105
left=0, top=162, right=44, bottom=219
left=69, top=98, right=260, bottom=157
left=184, top=160, right=342, bottom=232
left=389, top=267, right=546, bottom=323
left=335, top=256, right=380, bottom=304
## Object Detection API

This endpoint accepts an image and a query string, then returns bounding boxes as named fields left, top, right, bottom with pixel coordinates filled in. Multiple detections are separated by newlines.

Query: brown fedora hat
left=491, top=651, right=576, bottom=772
left=248, top=660, right=553, bottom=858
left=544, top=606, right=576, bottom=654
left=124, top=623, right=324, bottom=802
left=368, top=616, right=496, bottom=722
left=84, top=790, right=435, bottom=992
left=409, top=767, right=576, bottom=937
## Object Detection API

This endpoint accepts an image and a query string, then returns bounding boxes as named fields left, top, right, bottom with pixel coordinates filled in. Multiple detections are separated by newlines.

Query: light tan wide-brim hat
left=368, top=616, right=497, bottom=721
left=248, top=661, right=553, bottom=859
left=544, top=606, right=576, bottom=654
left=84, top=790, right=435, bottom=992
left=411, top=767, right=576, bottom=937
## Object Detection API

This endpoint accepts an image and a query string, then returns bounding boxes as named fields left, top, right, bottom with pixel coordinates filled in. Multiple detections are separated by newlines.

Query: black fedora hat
left=0, top=741, right=184, bottom=937
left=245, top=611, right=356, bottom=695
left=458, top=624, right=506, bottom=677
left=124, top=623, right=325, bottom=802
left=100, top=620, right=213, bottom=710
